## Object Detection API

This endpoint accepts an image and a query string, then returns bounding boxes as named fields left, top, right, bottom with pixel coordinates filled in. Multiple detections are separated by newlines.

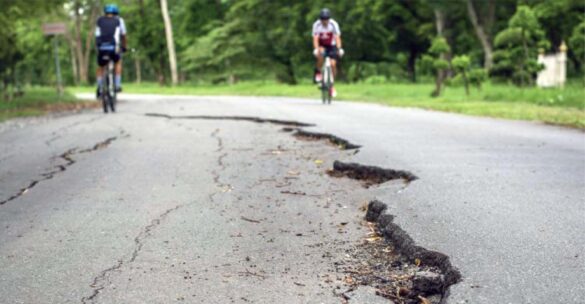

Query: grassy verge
left=0, top=87, right=96, bottom=122
left=71, top=81, right=585, bottom=129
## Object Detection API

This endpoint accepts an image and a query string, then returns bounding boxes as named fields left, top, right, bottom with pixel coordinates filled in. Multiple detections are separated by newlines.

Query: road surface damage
left=335, top=200, right=461, bottom=304
left=327, top=160, right=418, bottom=188
left=292, top=129, right=362, bottom=150
left=139, top=114, right=461, bottom=303
left=0, top=135, right=120, bottom=206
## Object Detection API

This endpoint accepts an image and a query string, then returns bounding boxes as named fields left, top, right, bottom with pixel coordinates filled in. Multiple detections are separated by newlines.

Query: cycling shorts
left=322, top=45, right=339, bottom=60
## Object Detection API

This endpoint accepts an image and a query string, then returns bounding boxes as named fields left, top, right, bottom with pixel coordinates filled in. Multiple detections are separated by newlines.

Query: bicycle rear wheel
left=101, top=78, right=109, bottom=113
left=108, top=64, right=116, bottom=112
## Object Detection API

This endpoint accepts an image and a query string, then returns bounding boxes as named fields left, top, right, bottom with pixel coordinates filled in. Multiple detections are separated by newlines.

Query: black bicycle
left=100, top=54, right=116, bottom=113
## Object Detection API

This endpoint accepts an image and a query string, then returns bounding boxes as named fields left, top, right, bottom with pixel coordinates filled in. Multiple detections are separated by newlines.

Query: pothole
left=327, top=161, right=418, bottom=188
left=337, top=201, right=461, bottom=304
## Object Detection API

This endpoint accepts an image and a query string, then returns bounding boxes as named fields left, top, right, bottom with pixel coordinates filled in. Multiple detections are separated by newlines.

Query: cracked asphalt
left=1, top=94, right=584, bottom=303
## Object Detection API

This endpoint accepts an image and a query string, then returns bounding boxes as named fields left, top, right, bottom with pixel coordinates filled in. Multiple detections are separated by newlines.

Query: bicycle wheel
left=321, top=63, right=329, bottom=104
left=321, top=85, right=328, bottom=104
left=108, top=64, right=116, bottom=112
left=325, top=65, right=333, bottom=105
left=101, top=77, right=109, bottom=113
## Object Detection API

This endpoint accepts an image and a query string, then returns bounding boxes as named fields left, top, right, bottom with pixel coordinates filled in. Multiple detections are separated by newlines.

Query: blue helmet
left=104, top=4, right=119, bottom=15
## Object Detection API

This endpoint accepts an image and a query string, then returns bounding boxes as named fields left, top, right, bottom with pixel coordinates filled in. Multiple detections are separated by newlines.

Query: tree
left=69, top=0, right=100, bottom=85
left=569, top=21, right=585, bottom=77
left=421, top=37, right=451, bottom=97
left=160, top=0, right=178, bottom=85
left=451, top=55, right=471, bottom=95
left=0, top=0, right=65, bottom=97
left=451, top=55, right=487, bottom=95
left=492, top=5, right=548, bottom=86
left=466, top=0, right=494, bottom=70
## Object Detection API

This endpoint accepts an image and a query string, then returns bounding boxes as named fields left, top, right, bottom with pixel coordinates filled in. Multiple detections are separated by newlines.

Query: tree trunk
left=408, top=48, right=417, bottom=82
left=160, top=0, right=179, bottom=85
left=466, top=0, right=493, bottom=70
left=73, top=1, right=87, bottom=84
left=82, top=4, right=99, bottom=84
left=158, top=55, right=166, bottom=85
left=72, top=1, right=99, bottom=85
left=434, top=9, right=446, bottom=37
left=68, top=34, right=79, bottom=85
left=135, top=56, right=142, bottom=84
left=462, top=71, right=470, bottom=96
left=432, top=8, right=447, bottom=97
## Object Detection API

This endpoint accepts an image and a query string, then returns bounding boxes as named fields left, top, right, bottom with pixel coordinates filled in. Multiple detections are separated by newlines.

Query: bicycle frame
left=321, top=54, right=334, bottom=104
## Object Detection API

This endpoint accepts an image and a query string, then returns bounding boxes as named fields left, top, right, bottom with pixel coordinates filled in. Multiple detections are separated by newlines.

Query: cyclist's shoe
left=314, top=72, right=322, bottom=83
left=330, top=87, right=337, bottom=98
left=96, top=87, right=101, bottom=99
left=115, top=86, right=122, bottom=93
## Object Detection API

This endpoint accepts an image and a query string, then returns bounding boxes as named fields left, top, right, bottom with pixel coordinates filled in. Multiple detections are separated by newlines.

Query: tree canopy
left=1, top=0, right=583, bottom=88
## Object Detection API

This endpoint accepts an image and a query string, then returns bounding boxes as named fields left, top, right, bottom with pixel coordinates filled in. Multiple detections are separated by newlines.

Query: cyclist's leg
left=114, top=53, right=122, bottom=91
left=96, top=51, right=107, bottom=98
left=329, top=46, right=339, bottom=77
left=314, top=46, right=325, bottom=82
left=315, top=46, right=325, bottom=70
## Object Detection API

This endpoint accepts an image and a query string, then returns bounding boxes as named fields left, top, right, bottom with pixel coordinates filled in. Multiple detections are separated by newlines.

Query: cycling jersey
left=95, top=16, right=127, bottom=66
left=95, top=16, right=126, bottom=49
left=312, top=19, right=341, bottom=47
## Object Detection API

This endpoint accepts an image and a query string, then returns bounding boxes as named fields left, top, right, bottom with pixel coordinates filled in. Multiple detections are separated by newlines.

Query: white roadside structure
left=536, top=42, right=568, bottom=88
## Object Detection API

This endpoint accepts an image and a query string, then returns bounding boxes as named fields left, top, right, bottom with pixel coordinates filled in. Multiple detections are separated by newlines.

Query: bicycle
left=100, top=53, right=117, bottom=113
left=319, top=52, right=334, bottom=105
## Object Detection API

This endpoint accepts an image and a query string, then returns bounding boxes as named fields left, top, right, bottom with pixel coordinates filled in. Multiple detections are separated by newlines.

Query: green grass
left=0, top=87, right=83, bottom=122
left=67, top=81, right=585, bottom=129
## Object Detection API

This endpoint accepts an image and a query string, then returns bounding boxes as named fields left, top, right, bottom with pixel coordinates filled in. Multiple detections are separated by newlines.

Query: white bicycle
left=316, top=48, right=343, bottom=105
left=320, top=52, right=334, bottom=104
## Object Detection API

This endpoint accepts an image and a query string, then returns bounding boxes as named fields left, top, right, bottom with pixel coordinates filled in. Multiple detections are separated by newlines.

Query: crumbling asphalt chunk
left=328, top=161, right=418, bottom=188
left=345, top=201, right=461, bottom=303
left=365, top=200, right=387, bottom=222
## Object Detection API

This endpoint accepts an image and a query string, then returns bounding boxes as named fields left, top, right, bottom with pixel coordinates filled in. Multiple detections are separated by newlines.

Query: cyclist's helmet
left=104, top=4, right=119, bottom=15
left=320, top=8, right=331, bottom=20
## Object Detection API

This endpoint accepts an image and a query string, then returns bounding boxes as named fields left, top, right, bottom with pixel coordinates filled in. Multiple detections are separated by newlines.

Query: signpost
left=42, top=23, right=67, bottom=96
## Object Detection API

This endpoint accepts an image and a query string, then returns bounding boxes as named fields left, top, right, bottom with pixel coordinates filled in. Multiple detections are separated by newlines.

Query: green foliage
left=492, top=5, right=547, bottom=86
left=469, top=68, right=488, bottom=89
left=1, top=0, right=583, bottom=87
left=423, top=37, right=451, bottom=97
left=428, top=37, right=451, bottom=55
left=569, top=21, right=585, bottom=74
left=0, top=0, right=65, bottom=96
left=451, top=55, right=471, bottom=71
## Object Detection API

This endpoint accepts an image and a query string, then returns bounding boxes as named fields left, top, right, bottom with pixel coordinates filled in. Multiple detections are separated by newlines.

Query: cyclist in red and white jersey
left=312, top=8, right=344, bottom=96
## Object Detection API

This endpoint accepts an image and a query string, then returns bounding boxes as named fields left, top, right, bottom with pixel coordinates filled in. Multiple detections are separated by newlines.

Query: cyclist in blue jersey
left=95, top=4, right=127, bottom=98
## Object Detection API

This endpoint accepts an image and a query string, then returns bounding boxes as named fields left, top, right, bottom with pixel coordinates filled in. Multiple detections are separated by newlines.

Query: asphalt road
left=1, top=94, right=584, bottom=304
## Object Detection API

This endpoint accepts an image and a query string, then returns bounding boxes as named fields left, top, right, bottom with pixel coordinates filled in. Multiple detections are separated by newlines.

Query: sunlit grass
left=68, top=81, right=585, bottom=128
left=0, top=87, right=83, bottom=122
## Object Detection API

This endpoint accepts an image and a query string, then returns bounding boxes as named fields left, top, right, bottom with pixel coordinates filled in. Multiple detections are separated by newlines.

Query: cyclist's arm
left=313, top=35, right=320, bottom=50
left=332, top=20, right=342, bottom=49
left=119, top=17, right=128, bottom=50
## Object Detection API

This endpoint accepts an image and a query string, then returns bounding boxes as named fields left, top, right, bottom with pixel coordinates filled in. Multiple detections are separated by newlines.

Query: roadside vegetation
left=72, top=81, right=585, bottom=128
left=0, top=88, right=91, bottom=122
left=1, top=1, right=583, bottom=127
